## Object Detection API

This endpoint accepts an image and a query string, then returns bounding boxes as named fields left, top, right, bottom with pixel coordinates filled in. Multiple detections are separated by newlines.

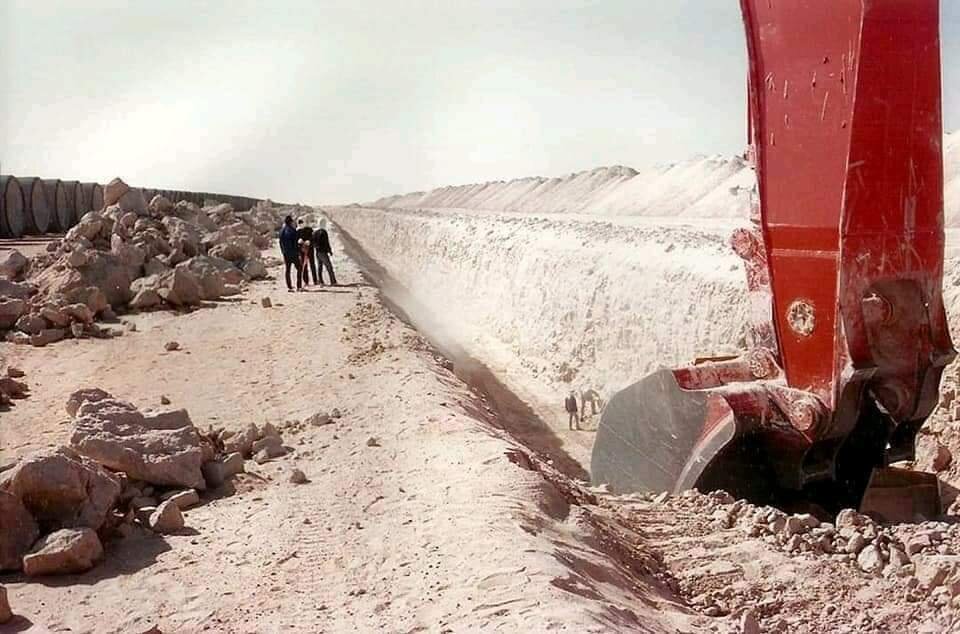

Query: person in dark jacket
left=314, top=220, right=337, bottom=285
left=564, top=391, right=579, bottom=430
left=296, top=219, right=318, bottom=286
left=278, top=215, right=301, bottom=292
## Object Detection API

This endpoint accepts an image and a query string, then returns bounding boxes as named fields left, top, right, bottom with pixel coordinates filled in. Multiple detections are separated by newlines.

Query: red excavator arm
left=592, top=0, right=955, bottom=514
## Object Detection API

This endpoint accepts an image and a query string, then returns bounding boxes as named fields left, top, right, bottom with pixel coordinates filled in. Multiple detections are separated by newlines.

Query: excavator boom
left=592, top=0, right=955, bottom=515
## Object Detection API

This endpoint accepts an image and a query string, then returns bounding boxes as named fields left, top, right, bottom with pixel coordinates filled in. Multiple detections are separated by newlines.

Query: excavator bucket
left=592, top=0, right=953, bottom=512
left=590, top=369, right=715, bottom=494
left=591, top=367, right=775, bottom=503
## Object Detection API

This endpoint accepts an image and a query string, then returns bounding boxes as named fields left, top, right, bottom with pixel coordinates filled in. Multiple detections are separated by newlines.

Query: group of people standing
left=564, top=388, right=603, bottom=430
left=279, top=215, right=338, bottom=292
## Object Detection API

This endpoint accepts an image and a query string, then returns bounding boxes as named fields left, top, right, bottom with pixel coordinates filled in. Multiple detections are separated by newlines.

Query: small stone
left=5, top=367, right=24, bottom=378
left=261, top=297, right=272, bottom=308
left=307, top=412, right=332, bottom=427
left=290, top=469, right=308, bottom=484
left=835, top=508, right=864, bottom=529
left=148, top=500, right=184, bottom=533
left=784, top=516, right=805, bottom=536
left=331, top=408, right=342, bottom=418
left=160, top=395, right=171, bottom=405
left=846, top=533, right=867, bottom=554
left=0, top=586, right=11, bottom=624
left=252, top=435, right=283, bottom=455
left=124, top=321, right=137, bottom=332
left=785, top=534, right=803, bottom=552
left=366, top=436, right=381, bottom=447
left=164, top=341, right=180, bottom=352
left=858, top=545, right=884, bottom=573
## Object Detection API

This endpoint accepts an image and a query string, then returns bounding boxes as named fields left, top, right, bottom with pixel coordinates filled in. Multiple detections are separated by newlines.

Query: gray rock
left=290, top=469, right=308, bottom=484
left=23, top=528, right=103, bottom=576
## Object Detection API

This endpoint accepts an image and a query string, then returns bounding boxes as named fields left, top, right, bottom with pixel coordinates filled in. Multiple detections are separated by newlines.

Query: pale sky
left=2, top=1, right=960, bottom=204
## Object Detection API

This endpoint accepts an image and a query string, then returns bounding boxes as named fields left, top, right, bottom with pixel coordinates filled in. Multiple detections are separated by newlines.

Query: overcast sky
left=2, top=1, right=960, bottom=204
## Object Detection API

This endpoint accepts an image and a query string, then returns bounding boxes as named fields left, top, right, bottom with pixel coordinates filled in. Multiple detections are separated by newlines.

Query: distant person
left=314, top=220, right=338, bottom=285
left=279, top=215, right=301, bottom=292
left=580, top=388, right=601, bottom=422
left=297, top=218, right=318, bottom=286
left=564, top=391, right=579, bottom=430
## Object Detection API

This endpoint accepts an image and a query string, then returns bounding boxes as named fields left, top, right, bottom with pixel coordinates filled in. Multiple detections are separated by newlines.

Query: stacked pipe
left=0, top=175, right=261, bottom=238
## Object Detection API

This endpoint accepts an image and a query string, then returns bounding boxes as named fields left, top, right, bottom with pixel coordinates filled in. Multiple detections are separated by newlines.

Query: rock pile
left=628, top=487, right=960, bottom=629
left=0, top=179, right=286, bottom=347
left=0, top=388, right=289, bottom=577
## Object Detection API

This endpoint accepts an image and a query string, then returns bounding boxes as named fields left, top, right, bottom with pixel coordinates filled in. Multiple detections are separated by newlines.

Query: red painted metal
left=593, top=0, right=955, bottom=510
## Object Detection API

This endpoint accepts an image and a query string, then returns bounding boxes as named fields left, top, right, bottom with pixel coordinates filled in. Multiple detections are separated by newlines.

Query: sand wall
left=327, top=207, right=749, bottom=401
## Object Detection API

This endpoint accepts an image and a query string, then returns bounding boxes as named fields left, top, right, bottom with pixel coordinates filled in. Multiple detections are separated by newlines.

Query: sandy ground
left=0, top=229, right=698, bottom=633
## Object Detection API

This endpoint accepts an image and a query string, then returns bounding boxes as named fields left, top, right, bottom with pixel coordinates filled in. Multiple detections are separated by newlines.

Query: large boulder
left=0, top=490, right=39, bottom=571
left=0, top=250, right=28, bottom=280
left=156, top=267, right=202, bottom=306
left=63, top=286, right=109, bottom=315
left=148, top=195, right=174, bottom=216
left=178, top=255, right=244, bottom=300
left=129, top=267, right=202, bottom=307
left=0, top=298, right=27, bottom=329
left=64, top=213, right=104, bottom=244
left=117, top=188, right=147, bottom=216
left=173, top=201, right=217, bottom=232
left=241, top=259, right=268, bottom=280
left=69, top=392, right=207, bottom=490
left=208, top=238, right=258, bottom=265
left=162, top=217, right=203, bottom=258
left=0, top=447, right=121, bottom=531
left=0, top=279, right=35, bottom=301
left=33, top=251, right=133, bottom=307
left=23, top=528, right=103, bottom=576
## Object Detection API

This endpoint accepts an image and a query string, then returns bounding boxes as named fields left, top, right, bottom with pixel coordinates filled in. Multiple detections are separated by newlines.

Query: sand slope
left=369, top=131, right=960, bottom=224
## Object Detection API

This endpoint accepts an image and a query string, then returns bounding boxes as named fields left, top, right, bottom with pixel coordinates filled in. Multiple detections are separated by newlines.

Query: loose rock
left=23, top=528, right=103, bottom=576
left=148, top=500, right=185, bottom=533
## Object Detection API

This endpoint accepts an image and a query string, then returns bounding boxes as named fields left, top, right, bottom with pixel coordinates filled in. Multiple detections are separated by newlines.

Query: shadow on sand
left=334, top=221, right=589, bottom=481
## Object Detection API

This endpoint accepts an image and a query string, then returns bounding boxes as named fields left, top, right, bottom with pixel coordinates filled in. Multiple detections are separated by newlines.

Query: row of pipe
left=0, top=175, right=260, bottom=238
